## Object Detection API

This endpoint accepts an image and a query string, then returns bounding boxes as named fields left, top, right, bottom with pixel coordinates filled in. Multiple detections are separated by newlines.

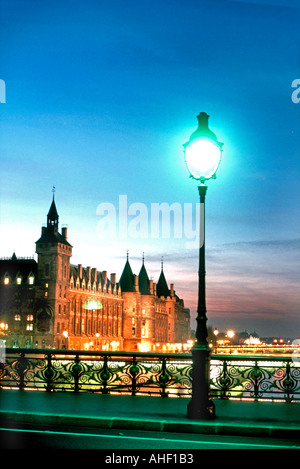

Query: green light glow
left=84, top=300, right=102, bottom=310
left=184, top=138, right=222, bottom=181
left=1, top=427, right=298, bottom=449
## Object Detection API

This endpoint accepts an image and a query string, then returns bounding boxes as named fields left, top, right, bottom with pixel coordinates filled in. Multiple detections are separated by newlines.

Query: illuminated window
left=4, top=277, right=9, bottom=285
left=0, top=322, right=8, bottom=330
left=27, top=315, right=34, bottom=322
left=28, top=275, right=34, bottom=285
left=15, top=315, right=21, bottom=321
left=26, top=324, right=33, bottom=331
left=132, top=317, right=135, bottom=325
left=16, top=277, right=22, bottom=285
left=142, top=328, right=145, bottom=337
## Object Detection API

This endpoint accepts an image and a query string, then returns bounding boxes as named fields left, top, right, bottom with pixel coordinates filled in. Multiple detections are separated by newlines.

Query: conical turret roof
left=47, top=198, right=59, bottom=222
left=156, top=267, right=170, bottom=298
left=139, top=261, right=150, bottom=295
left=119, top=258, right=135, bottom=292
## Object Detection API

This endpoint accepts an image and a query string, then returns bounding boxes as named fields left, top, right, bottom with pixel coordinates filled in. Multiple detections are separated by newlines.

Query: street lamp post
left=184, top=112, right=223, bottom=420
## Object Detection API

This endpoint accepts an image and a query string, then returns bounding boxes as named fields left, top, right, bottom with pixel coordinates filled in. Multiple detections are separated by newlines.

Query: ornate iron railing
left=1, top=348, right=300, bottom=402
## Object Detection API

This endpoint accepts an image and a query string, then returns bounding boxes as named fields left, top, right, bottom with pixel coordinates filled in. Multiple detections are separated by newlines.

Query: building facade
left=0, top=198, right=190, bottom=352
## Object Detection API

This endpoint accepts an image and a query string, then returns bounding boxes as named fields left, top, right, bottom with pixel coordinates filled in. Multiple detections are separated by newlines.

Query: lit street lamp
left=62, top=330, right=69, bottom=350
left=213, top=328, right=219, bottom=353
left=184, top=112, right=223, bottom=420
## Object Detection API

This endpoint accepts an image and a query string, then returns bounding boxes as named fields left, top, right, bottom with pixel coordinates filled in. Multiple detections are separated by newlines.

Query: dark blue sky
left=1, top=0, right=300, bottom=336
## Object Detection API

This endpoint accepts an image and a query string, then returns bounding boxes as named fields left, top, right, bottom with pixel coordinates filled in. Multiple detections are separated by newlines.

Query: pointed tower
left=138, top=255, right=150, bottom=295
left=119, top=256, right=136, bottom=293
left=138, top=255, right=155, bottom=351
left=156, top=259, right=170, bottom=298
left=35, top=194, right=72, bottom=348
left=119, top=254, right=141, bottom=351
left=47, top=197, right=59, bottom=233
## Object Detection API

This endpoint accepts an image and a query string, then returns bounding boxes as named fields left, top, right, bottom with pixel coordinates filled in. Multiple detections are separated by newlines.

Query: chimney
left=110, top=273, right=116, bottom=285
left=62, top=227, right=68, bottom=240
left=102, top=271, right=107, bottom=284
left=92, top=268, right=97, bottom=282
left=153, top=282, right=157, bottom=296
left=134, top=275, right=139, bottom=292
left=170, top=283, right=174, bottom=297
left=87, top=266, right=91, bottom=281
left=149, top=279, right=153, bottom=295
left=78, top=264, right=82, bottom=278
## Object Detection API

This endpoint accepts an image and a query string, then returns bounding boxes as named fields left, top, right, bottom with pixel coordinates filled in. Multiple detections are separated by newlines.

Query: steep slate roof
left=35, top=229, right=72, bottom=246
left=119, top=259, right=135, bottom=292
left=138, top=262, right=150, bottom=295
left=156, top=269, right=170, bottom=298
left=0, top=254, right=38, bottom=280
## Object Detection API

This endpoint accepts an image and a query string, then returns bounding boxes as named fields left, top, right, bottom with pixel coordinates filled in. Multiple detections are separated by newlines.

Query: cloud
left=161, top=237, right=300, bottom=336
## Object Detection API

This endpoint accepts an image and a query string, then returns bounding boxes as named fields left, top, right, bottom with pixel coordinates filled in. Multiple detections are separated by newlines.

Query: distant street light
left=213, top=328, right=219, bottom=353
left=184, top=112, right=223, bottom=420
left=62, top=330, right=69, bottom=349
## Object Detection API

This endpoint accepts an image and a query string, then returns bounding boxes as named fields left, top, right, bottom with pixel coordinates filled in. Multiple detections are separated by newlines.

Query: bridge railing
left=1, top=348, right=299, bottom=402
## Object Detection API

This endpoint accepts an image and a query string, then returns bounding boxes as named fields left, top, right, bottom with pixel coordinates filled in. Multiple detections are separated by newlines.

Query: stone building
left=0, top=197, right=190, bottom=351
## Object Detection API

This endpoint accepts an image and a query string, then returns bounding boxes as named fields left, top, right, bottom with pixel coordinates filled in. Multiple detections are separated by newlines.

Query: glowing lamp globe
left=184, top=112, right=223, bottom=182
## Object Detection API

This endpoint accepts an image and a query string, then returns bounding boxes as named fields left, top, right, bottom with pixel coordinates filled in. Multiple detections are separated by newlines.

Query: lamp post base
left=187, top=398, right=215, bottom=420
left=187, top=345, right=216, bottom=420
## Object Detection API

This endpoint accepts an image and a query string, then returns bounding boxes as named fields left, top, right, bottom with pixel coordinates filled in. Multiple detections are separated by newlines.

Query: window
left=4, top=277, right=9, bottom=285
left=27, top=315, right=34, bottom=322
left=0, top=322, right=8, bottom=330
left=26, top=324, right=33, bottom=331
left=142, top=328, right=145, bottom=337
left=16, top=277, right=22, bottom=285
left=45, top=264, right=49, bottom=276
left=15, top=315, right=21, bottom=321
left=28, top=275, right=34, bottom=285
left=132, top=327, right=136, bottom=336
left=132, top=317, right=135, bottom=325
